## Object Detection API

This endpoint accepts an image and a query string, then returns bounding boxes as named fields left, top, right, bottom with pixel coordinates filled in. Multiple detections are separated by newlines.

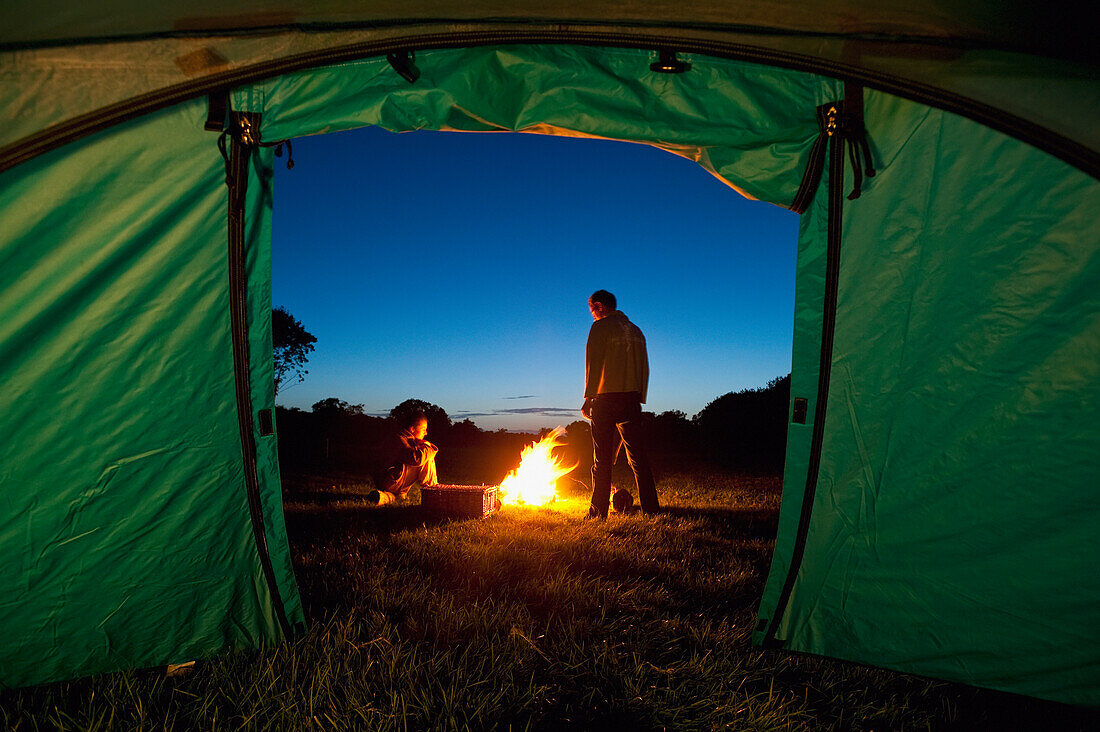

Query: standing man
left=582, top=290, right=659, bottom=519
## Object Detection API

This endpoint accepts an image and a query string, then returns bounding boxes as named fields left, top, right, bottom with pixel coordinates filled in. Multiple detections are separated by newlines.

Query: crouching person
left=371, top=411, right=439, bottom=503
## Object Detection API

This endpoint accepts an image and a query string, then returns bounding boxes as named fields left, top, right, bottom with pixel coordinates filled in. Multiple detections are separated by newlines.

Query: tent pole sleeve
left=762, top=88, right=853, bottom=646
left=227, top=111, right=292, bottom=636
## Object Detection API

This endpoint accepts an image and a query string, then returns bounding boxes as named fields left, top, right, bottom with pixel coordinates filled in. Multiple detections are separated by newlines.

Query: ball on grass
left=611, top=489, right=634, bottom=513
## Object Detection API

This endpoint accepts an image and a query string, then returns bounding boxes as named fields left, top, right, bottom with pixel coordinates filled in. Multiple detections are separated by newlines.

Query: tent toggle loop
left=823, top=102, right=876, bottom=200
left=217, top=115, right=296, bottom=181
left=387, top=50, right=420, bottom=83
left=259, top=138, right=295, bottom=170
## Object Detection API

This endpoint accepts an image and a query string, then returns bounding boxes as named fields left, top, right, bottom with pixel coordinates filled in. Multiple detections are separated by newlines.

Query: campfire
left=498, top=426, right=577, bottom=507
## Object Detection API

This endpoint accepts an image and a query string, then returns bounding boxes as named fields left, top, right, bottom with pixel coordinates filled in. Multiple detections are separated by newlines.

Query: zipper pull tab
left=823, top=101, right=875, bottom=201
left=858, top=134, right=875, bottom=179
left=846, top=134, right=865, bottom=201
left=837, top=85, right=875, bottom=201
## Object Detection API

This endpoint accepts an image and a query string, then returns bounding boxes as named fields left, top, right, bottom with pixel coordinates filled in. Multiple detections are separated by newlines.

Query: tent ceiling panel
left=6, top=2, right=1092, bottom=64
left=1, top=21, right=1097, bottom=176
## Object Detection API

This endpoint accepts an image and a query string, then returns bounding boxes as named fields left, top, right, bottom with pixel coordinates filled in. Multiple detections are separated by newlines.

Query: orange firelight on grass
left=498, top=426, right=577, bottom=506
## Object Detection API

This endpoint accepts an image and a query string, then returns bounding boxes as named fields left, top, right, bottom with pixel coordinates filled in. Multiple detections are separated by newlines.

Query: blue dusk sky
left=272, top=126, right=798, bottom=432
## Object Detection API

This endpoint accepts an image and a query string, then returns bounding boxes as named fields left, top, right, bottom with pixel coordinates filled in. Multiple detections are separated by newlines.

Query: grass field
left=2, top=466, right=1096, bottom=730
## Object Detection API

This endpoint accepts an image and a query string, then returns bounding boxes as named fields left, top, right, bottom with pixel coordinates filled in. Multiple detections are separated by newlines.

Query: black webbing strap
left=204, top=90, right=230, bottom=132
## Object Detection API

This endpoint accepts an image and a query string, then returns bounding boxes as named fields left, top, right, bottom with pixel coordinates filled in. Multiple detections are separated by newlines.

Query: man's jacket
left=585, top=310, right=649, bottom=402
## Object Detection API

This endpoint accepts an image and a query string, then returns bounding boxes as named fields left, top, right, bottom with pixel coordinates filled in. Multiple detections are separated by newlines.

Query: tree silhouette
left=273, top=306, right=317, bottom=395
left=694, top=374, right=790, bottom=471
left=390, top=399, right=451, bottom=440
left=450, top=418, right=483, bottom=446
left=311, top=397, right=364, bottom=416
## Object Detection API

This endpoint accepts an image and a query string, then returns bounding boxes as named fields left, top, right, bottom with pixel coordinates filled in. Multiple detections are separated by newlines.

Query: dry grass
left=1, top=466, right=1095, bottom=730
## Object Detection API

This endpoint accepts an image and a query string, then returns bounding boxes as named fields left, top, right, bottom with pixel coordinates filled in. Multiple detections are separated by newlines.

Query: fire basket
left=420, top=484, right=500, bottom=519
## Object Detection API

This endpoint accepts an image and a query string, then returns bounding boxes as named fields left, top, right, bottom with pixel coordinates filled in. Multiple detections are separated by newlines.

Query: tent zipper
left=763, top=84, right=864, bottom=647
left=0, top=29, right=1094, bottom=178
left=225, top=111, right=293, bottom=637
left=789, top=107, right=829, bottom=214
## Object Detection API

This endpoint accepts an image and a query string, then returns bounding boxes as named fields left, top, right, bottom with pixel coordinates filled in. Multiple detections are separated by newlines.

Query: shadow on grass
left=286, top=488, right=375, bottom=506
left=285, top=500, right=500, bottom=539
left=286, top=499, right=778, bottom=551
left=646, top=504, right=778, bottom=539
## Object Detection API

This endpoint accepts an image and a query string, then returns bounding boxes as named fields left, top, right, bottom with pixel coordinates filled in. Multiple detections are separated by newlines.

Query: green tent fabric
left=0, top=101, right=305, bottom=688
left=1, top=5, right=1097, bottom=707
left=758, top=88, right=1100, bottom=705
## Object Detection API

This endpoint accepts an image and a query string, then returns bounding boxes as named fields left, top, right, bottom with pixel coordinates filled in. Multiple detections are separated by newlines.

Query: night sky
left=272, top=125, right=798, bottom=432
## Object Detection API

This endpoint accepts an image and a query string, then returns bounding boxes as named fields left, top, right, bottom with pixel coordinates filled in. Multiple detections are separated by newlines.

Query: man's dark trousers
left=589, top=391, right=658, bottom=518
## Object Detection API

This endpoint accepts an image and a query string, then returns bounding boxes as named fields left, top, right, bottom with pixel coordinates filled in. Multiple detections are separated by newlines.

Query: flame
left=498, top=426, right=577, bottom=506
